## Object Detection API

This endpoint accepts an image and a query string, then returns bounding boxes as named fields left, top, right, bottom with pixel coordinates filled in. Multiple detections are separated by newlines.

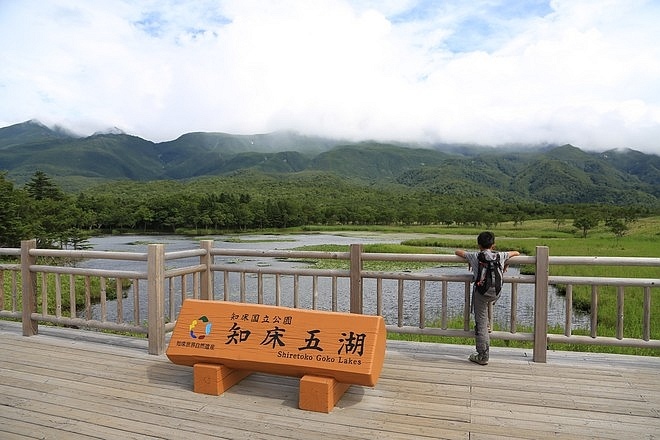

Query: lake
left=80, top=233, right=589, bottom=330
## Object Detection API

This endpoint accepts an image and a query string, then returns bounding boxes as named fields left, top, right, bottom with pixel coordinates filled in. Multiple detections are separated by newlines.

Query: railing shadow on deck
left=1, top=239, right=658, bottom=361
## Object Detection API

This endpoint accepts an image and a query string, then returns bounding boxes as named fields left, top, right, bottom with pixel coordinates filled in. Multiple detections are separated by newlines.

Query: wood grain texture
left=1, top=320, right=658, bottom=439
left=167, top=300, right=387, bottom=386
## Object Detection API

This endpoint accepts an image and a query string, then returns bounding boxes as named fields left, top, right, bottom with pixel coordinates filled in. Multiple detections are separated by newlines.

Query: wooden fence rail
left=0, top=239, right=658, bottom=361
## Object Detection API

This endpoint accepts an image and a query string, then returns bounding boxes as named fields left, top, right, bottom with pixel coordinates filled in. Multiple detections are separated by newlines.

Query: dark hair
left=477, top=231, right=495, bottom=249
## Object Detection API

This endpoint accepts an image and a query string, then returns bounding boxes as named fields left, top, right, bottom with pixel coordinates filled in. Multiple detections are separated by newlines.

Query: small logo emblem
left=189, top=315, right=212, bottom=339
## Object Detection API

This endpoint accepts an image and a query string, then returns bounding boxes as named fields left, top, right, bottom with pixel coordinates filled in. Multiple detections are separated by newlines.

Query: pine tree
left=24, top=170, right=64, bottom=201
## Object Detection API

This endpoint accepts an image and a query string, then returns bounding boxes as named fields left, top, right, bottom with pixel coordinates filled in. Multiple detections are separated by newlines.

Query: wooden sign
left=166, top=299, right=387, bottom=387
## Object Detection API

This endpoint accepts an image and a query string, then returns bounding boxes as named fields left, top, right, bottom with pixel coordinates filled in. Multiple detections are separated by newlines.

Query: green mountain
left=0, top=120, right=657, bottom=207
left=310, top=143, right=450, bottom=181
left=0, top=120, right=74, bottom=149
left=0, top=128, right=163, bottom=185
left=598, top=148, right=660, bottom=197
left=509, top=145, right=658, bottom=204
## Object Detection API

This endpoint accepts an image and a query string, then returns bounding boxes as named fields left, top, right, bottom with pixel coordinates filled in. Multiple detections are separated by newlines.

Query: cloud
left=0, top=0, right=659, bottom=153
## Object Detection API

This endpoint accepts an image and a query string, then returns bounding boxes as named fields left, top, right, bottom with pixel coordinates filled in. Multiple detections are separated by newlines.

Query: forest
left=1, top=121, right=658, bottom=248
left=0, top=169, right=648, bottom=249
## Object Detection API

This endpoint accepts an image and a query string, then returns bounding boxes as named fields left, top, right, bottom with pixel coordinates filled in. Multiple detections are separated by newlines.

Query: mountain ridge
left=0, top=120, right=658, bottom=207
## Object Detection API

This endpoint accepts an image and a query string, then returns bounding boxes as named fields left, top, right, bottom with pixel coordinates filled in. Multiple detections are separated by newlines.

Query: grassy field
left=295, top=216, right=660, bottom=356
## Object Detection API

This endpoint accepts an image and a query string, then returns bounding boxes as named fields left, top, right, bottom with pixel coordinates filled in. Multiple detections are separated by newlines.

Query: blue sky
left=1, top=0, right=659, bottom=153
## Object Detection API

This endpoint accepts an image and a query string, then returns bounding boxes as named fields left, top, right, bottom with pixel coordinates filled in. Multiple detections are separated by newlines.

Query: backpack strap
left=476, top=251, right=488, bottom=287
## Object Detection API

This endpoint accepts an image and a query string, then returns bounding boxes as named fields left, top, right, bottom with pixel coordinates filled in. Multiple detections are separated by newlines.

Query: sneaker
left=469, top=352, right=488, bottom=365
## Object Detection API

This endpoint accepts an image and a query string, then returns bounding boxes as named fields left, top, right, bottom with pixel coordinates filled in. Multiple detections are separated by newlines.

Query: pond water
left=79, top=233, right=590, bottom=330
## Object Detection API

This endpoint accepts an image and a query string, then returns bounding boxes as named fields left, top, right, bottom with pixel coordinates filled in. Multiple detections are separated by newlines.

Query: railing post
left=21, top=239, right=38, bottom=336
left=200, top=240, right=214, bottom=300
left=147, top=244, right=165, bottom=355
left=349, top=244, right=363, bottom=314
left=533, top=246, right=549, bottom=363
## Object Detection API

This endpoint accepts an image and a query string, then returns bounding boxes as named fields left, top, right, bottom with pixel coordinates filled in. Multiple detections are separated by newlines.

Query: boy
left=455, top=231, right=519, bottom=365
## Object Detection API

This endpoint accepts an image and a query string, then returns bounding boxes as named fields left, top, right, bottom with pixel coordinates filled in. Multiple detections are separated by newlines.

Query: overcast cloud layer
left=1, top=0, right=659, bottom=153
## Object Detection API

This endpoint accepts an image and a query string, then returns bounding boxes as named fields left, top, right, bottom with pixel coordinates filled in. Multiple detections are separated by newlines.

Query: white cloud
left=0, top=0, right=659, bottom=153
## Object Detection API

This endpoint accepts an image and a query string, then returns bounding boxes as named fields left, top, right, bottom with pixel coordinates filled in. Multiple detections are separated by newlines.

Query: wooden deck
left=1, top=320, right=658, bottom=440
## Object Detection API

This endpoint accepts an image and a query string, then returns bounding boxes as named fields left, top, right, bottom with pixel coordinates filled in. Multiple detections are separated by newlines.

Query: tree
left=605, top=217, right=629, bottom=239
left=553, top=216, right=566, bottom=230
left=30, top=197, right=77, bottom=248
left=21, top=171, right=79, bottom=247
left=60, top=228, right=92, bottom=250
left=0, top=173, right=28, bottom=246
left=573, top=216, right=598, bottom=238
left=24, top=170, right=64, bottom=200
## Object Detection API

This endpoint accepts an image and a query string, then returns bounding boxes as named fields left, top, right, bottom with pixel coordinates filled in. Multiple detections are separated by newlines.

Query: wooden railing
left=1, top=239, right=658, bottom=361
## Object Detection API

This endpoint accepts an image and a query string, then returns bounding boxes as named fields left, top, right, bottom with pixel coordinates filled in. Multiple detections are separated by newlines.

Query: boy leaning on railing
left=455, top=231, right=520, bottom=365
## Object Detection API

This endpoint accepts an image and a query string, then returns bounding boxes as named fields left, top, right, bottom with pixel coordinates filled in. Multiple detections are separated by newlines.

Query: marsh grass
left=3, top=217, right=658, bottom=354
left=290, top=243, right=443, bottom=271
left=303, top=216, right=660, bottom=355
left=2, top=270, right=127, bottom=315
left=388, top=318, right=658, bottom=356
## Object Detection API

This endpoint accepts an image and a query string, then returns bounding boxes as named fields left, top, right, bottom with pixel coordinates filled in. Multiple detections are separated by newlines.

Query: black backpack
left=475, top=251, right=503, bottom=299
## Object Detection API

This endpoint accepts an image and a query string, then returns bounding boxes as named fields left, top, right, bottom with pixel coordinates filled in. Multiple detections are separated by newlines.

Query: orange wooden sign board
left=166, top=299, right=387, bottom=387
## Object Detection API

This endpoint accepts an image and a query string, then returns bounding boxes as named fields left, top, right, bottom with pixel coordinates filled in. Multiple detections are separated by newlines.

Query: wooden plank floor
left=1, top=320, right=658, bottom=440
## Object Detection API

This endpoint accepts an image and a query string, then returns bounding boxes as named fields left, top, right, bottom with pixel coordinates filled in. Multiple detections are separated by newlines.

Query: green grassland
left=294, top=216, right=660, bottom=355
